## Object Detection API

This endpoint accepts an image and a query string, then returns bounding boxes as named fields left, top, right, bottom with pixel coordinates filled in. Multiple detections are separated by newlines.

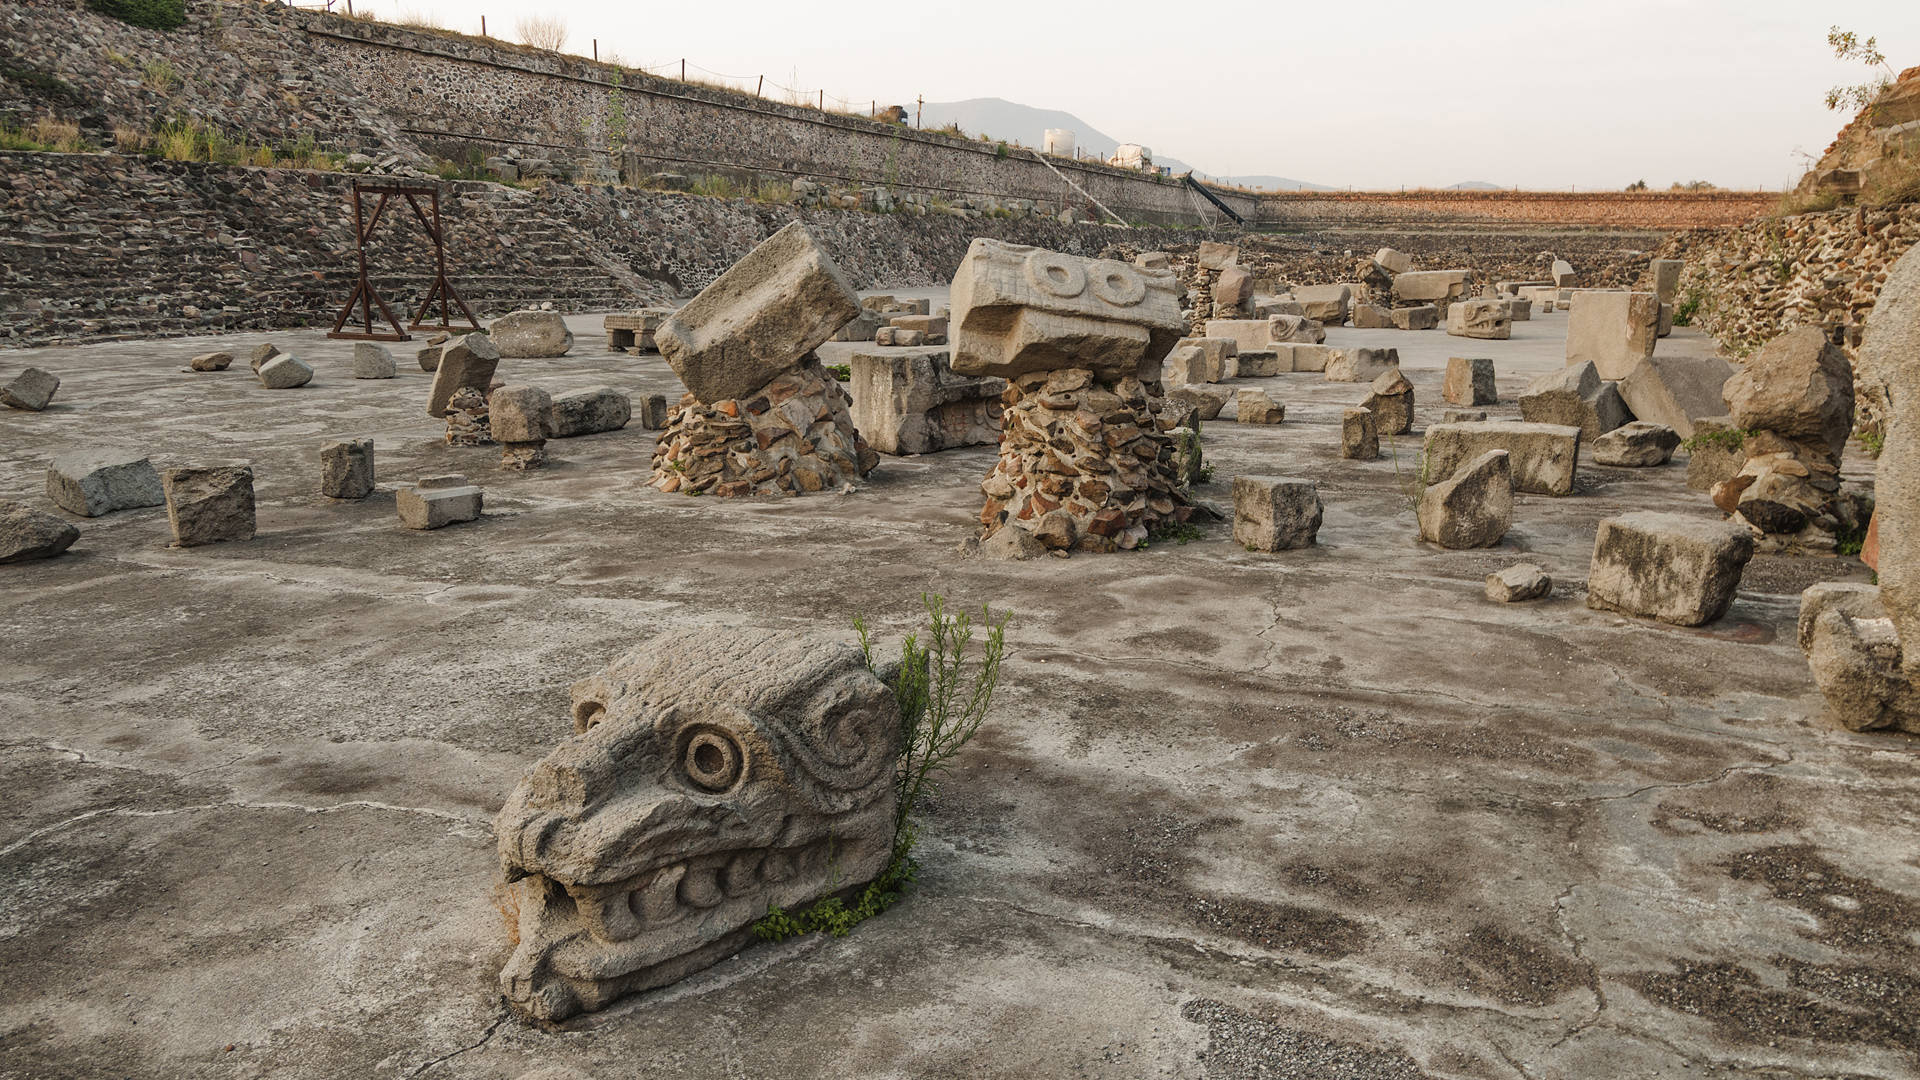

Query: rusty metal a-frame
left=328, top=179, right=481, bottom=342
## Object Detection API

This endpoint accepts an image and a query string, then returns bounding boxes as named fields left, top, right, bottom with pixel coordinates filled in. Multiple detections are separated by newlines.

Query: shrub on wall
left=87, top=0, right=186, bottom=31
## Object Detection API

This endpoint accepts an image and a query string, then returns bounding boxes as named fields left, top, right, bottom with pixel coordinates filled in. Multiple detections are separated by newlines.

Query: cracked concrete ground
left=1, top=304, right=1912, bottom=1080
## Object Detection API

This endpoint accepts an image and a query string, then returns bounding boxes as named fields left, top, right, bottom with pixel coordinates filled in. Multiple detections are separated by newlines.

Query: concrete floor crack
left=403, top=1009, right=509, bottom=1078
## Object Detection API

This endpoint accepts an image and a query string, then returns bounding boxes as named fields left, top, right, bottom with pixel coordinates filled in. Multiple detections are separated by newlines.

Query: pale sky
left=353, top=0, right=1918, bottom=191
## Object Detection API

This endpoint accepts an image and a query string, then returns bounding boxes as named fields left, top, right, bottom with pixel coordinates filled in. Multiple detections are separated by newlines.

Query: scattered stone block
left=1360, top=367, right=1414, bottom=435
left=1268, top=314, right=1325, bottom=344
left=1799, top=582, right=1886, bottom=652
left=637, top=393, right=670, bottom=430
left=248, top=343, right=281, bottom=373
left=831, top=309, right=882, bottom=343
left=1447, top=299, right=1511, bottom=340
left=1289, top=344, right=1335, bottom=373
left=1235, top=350, right=1285, bottom=377
left=1294, top=284, right=1351, bottom=325
left=1804, top=606, right=1920, bottom=732
left=1518, top=361, right=1631, bottom=441
left=1725, top=326, right=1854, bottom=464
left=604, top=308, right=671, bottom=351
left=1552, top=259, right=1576, bottom=287
left=320, top=439, right=375, bottom=500
left=1214, top=267, right=1254, bottom=312
left=161, top=465, right=256, bottom=547
left=1443, top=357, right=1497, bottom=406
left=2, top=367, right=60, bottom=411
left=1168, top=385, right=1230, bottom=421
left=1591, top=421, right=1680, bottom=467
left=1236, top=389, right=1285, bottom=425
left=1418, top=449, right=1512, bottom=549
left=1342, top=407, right=1379, bottom=460
left=490, top=310, right=575, bottom=358
left=889, top=314, right=949, bottom=345
left=491, top=385, right=554, bottom=470
left=1232, top=476, right=1322, bottom=551
left=1424, top=421, right=1581, bottom=496
left=0, top=500, right=79, bottom=564
left=397, top=474, right=484, bottom=530
left=1167, top=337, right=1238, bottom=384
left=1255, top=299, right=1305, bottom=319
left=428, top=334, right=502, bottom=417
left=549, top=388, right=632, bottom=438
left=1134, top=251, right=1172, bottom=270
left=1685, top=416, right=1748, bottom=492
left=1390, top=305, right=1440, bottom=331
left=258, top=353, right=314, bottom=389
left=1197, top=241, right=1239, bottom=271
left=659, top=222, right=862, bottom=403
left=978, top=523, right=1047, bottom=560
left=352, top=343, right=396, bottom=379
left=1586, top=511, right=1754, bottom=626
left=1503, top=297, right=1533, bottom=322
left=1650, top=259, right=1683, bottom=303
left=1352, top=303, right=1394, bottom=329
left=1617, top=354, right=1734, bottom=440
left=850, top=348, right=1006, bottom=455
left=189, top=351, right=233, bottom=372
left=1442, top=409, right=1487, bottom=423
left=1566, top=291, right=1661, bottom=380
left=1204, top=319, right=1274, bottom=353
left=950, top=238, right=1182, bottom=385
left=1375, top=248, right=1414, bottom=275
left=46, top=451, right=165, bottom=517
left=1393, top=270, right=1470, bottom=306
left=1486, top=564, right=1551, bottom=603
left=1325, top=348, right=1398, bottom=383
left=416, top=334, right=450, bottom=371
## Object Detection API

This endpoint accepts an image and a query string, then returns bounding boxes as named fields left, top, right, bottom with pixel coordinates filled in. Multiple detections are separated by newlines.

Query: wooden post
left=916, top=96, right=923, bottom=128
left=756, top=75, right=763, bottom=97
left=680, top=59, right=686, bottom=81
left=818, top=90, right=824, bottom=110
left=480, top=15, right=485, bottom=35
left=593, top=39, right=597, bottom=60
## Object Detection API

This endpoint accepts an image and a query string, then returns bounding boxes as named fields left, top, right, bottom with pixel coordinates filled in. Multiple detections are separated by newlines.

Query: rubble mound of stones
left=650, top=357, right=877, bottom=496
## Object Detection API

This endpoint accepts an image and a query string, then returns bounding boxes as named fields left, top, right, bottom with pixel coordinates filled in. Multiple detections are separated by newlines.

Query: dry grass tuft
left=516, top=14, right=568, bottom=52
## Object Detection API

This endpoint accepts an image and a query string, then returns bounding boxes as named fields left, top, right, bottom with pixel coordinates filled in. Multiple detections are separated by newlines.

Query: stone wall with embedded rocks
left=1257, top=190, right=1775, bottom=230
left=1647, top=202, right=1920, bottom=429
left=0, top=151, right=1181, bottom=347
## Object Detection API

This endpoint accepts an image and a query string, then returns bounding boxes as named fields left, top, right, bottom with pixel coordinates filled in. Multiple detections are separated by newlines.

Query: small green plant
left=1146, top=520, right=1204, bottom=547
left=1195, top=461, right=1215, bottom=484
left=1680, top=427, right=1751, bottom=454
left=142, top=58, right=177, bottom=94
left=688, top=173, right=740, bottom=200
left=755, top=595, right=1008, bottom=943
left=87, top=0, right=185, bottom=31
left=1672, top=284, right=1705, bottom=327
left=825, top=362, right=851, bottom=381
left=1825, top=26, right=1896, bottom=114
left=1857, top=428, right=1885, bottom=458
left=994, top=140, right=1009, bottom=159
left=103, top=49, right=133, bottom=68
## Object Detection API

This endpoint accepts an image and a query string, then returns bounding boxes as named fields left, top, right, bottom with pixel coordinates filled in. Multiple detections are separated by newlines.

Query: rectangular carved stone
left=656, top=222, right=859, bottom=403
left=1566, top=291, right=1661, bottom=380
left=162, top=465, right=256, bottom=547
left=1587, top=511, right=1754, bottom=626
left=1203, top=319, right=1274, bottom=353
left=549, top=388, right=632, bottom=439
left=397, top=475, right=483, bottom=530
left=427, top=334, right=500, bottom=417
left=1447, top=299, right=1511, bottom=340
left=1232, top=475, right=1322, bottom=551
left=849, top=348, right=1007, bottom=455
left=320, top=439, right=375, bottom=500
left=47, top=450, right=164, bottom=517
left=949, top=238, right=1183, bottom=383
left=1617, top=354, right=1734, bottom=440
left=1423, top=421, right=1581, bottom=496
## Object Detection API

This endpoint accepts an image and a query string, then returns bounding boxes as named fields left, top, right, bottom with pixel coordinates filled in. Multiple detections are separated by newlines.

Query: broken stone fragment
left=0, top=499, right=79, bottom=564
left=949, top=238, right=1183, bottom=384
left=1798, top=582, right=1886, bottom=653
left=1234, top=350, right=1284, bottom=378
left=417, top=333, right=450, bottom=371
left=848, top=349, right=1004, bottom=455
left=979, top=523, right=1047, bottom=560
left=1167, top=385, right=1229, bottom=421
left=1351, top=303, right=1394, bottom=329
left=1441, top=409, right=1487, bottom=423
left=1393, top=270, right=1470, bottom=306
left=397, top=474, right=483, bottom=529
left=320, top=439, right=375, bottom=500
left=428, top=334, right=501, bottom=417
left=490, top=310, right=574, bottom=358
left=1723, top=326, right=1854, bottom=463
left=1424, top=421, right=1580, bottom=496
left=1232, top=475, right=1322, bottom=552
left=162, top=465, right=256, bottom=548
left=491, top=385, right=553, bottom=470
left=1418, top=449, right=1512, bottom=549
left=352, top=342, right=397, bottom=379
left=1268, top=314, right=1325, bottom=344
left=1213, top=267, right=1253, bottom=313
left=189, top=351, right=234, bottom=372
left=1375, top=247, right=1414, bottom=275
left=2, top=367, right=60, bottom=411
left=1617, top=354, right=1734, bottom=440
left=1590, top=421, right=1680, bottom=467
left=1443, top=357, right=1497, bottom=406
left=1204, top=320, right=1273, bottom=353
left=1324, top=348, right=1398, bottom=384
left=1565, top=291, right=1660, bottom=380
left=1586, top=511, right=1754, bottom=626
left=1293, top=284, right=1351, bottom=326
left=1236, top=388, right=1285, bottom=425
left=493, top=628, right=900, bottom=1019
left=1359, top=367, right=1414, bottom=435
left=46, top=450, right=165, bottom=517
left=1517, top=361, right=1630, bottom=442
left=1389, top=305, right=1440, bottom=331
left=1486, top=563, right=1551, bottom=603
left=1339, top=407, right=1378, bottom=460
left=248, top=342, right=281, bottom=373
left=258, top=354, right=314, bottom=389
left=548, top=388, right=631, bottom=439
left=637, top=393, right=670, bottom=430
left=657, top=222, right=860, bottom=403
left=1197, top=241, right=1238, bottom=271
left=1804, top=607, right=1920, bottom=732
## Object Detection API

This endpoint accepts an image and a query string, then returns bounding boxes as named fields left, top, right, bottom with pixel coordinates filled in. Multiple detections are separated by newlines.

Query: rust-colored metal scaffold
left=328, top=179, right=480, bottom=342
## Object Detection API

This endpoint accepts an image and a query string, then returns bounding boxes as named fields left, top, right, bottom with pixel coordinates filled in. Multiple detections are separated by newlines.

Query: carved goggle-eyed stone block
left=948, top=239, right=1183, bottom=384
left=494, top=627, right=901, bottom=1020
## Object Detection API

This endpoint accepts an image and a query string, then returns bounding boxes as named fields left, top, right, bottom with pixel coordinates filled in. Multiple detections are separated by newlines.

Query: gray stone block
left=1586, top=511, right=1754, bottom=626
left=162, top=465, right=256, bottom=547
left=1232, top=475, right=1322, bottom=551
left=46, top=450, right=165, bottom=517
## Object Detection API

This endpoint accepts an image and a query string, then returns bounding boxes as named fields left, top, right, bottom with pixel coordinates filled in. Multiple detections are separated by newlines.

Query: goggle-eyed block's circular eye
left=683, top=729, right=743, bottom=792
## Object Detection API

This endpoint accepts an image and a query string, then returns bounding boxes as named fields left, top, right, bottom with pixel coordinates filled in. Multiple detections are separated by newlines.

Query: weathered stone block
left=2, top=367, right=60, bottom=410
left=0, top=500, right=79, bottom=564
left=1724, top=326, right=1854, bottom=462
left=850, top=348, right=1006, bottom=455
left=1236, top=389, right=1285, bottom=425
left=1390, top=305, right=1440, bottom=331
left=1168, top=385, right=1230, bottom=421
left=352, top=342, right=396, bottom=379
left=397, top=475, right=483, bottom=530
left=1359, top=367, right=1414, bottom=435
left=1235, top=350, right=1285, bottom=377
left=46, top=450, right=165, bottom=517
left=490, top=311, right=575, bottom=358
left=659, top=222, right=860, bottom=403
left=1290, top=344, right=1335, bottom=372
left=1591, top=421, right=1680, bottom=467
left=189, top=351, right=233, bottom=372
left=1168, top=337, right=1238, bottom=383
left=162, top=465, right=256, bottom=547
left=1486, top=564, right=1551, bottom=603
left=1214, top=267, right=1254, bottom=312
left=549, top=388, right=632, bottom=438
left=1447, top=299, right=1511, bottom=340
left=258, top=354, right=314, bottom=389
left=1352, top=303, right=1394, bottom=329
left=1293, top=284, right=1351, bottom=325
left=1197, top=241, right=1239, bottom=271
left=1617, top=354, right=1734, bottom=440
left=1586, top=511, right=1754, bottom=626
left=1443, top=357, right=1497, bottom=406
left=428, top=334, right=501, bottom=417
left=1342, top=407, right=1379, bottom=460
left=638, top=393, right=670, bottom=430
left=1325, top=348, right=1398, bottom=383
left=490, top=385, right=554, bottom=444
left=1799, top=582, right=1886, bottom=652
left=1552, top=259, right=1576, bottom=287
left=1393, top=270, right=1470, bottom=305
left=1423, top=421, right=1580, bottom=496
left=1375, top=248, right=1414, bottom=275
left=248, top=343, right=281, bottom=373
left=1517, top=361, right=1630, bottom=441
left=1232, top=476, right=1322, bottom=551
left=1650, top=259, right=1683, bottom=303
left=1418, top=449, right=1512, bottom=549
left=948, top=238, right=1183, bottom=385
left=320, top=439, right=375, bottom=500
left=1566, top=291, right=1661, bottom=380
left=1203, top=320, right=1273, bottom=353
left=1268, top=314, right=1325, bottom=344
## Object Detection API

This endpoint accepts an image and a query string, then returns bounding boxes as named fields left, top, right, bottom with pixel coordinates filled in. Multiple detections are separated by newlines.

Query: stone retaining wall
left=1258, top=190, right=1776, bottom=231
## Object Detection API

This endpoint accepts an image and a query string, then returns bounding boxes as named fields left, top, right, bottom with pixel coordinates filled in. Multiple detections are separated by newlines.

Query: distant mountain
left=915, top=98, right=1331, bottom=190
left=1448, top=181, right=1503, bottom=190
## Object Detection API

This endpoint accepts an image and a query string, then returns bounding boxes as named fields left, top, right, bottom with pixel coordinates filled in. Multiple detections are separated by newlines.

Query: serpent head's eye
left=682, top=728, right=744, bottom=793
